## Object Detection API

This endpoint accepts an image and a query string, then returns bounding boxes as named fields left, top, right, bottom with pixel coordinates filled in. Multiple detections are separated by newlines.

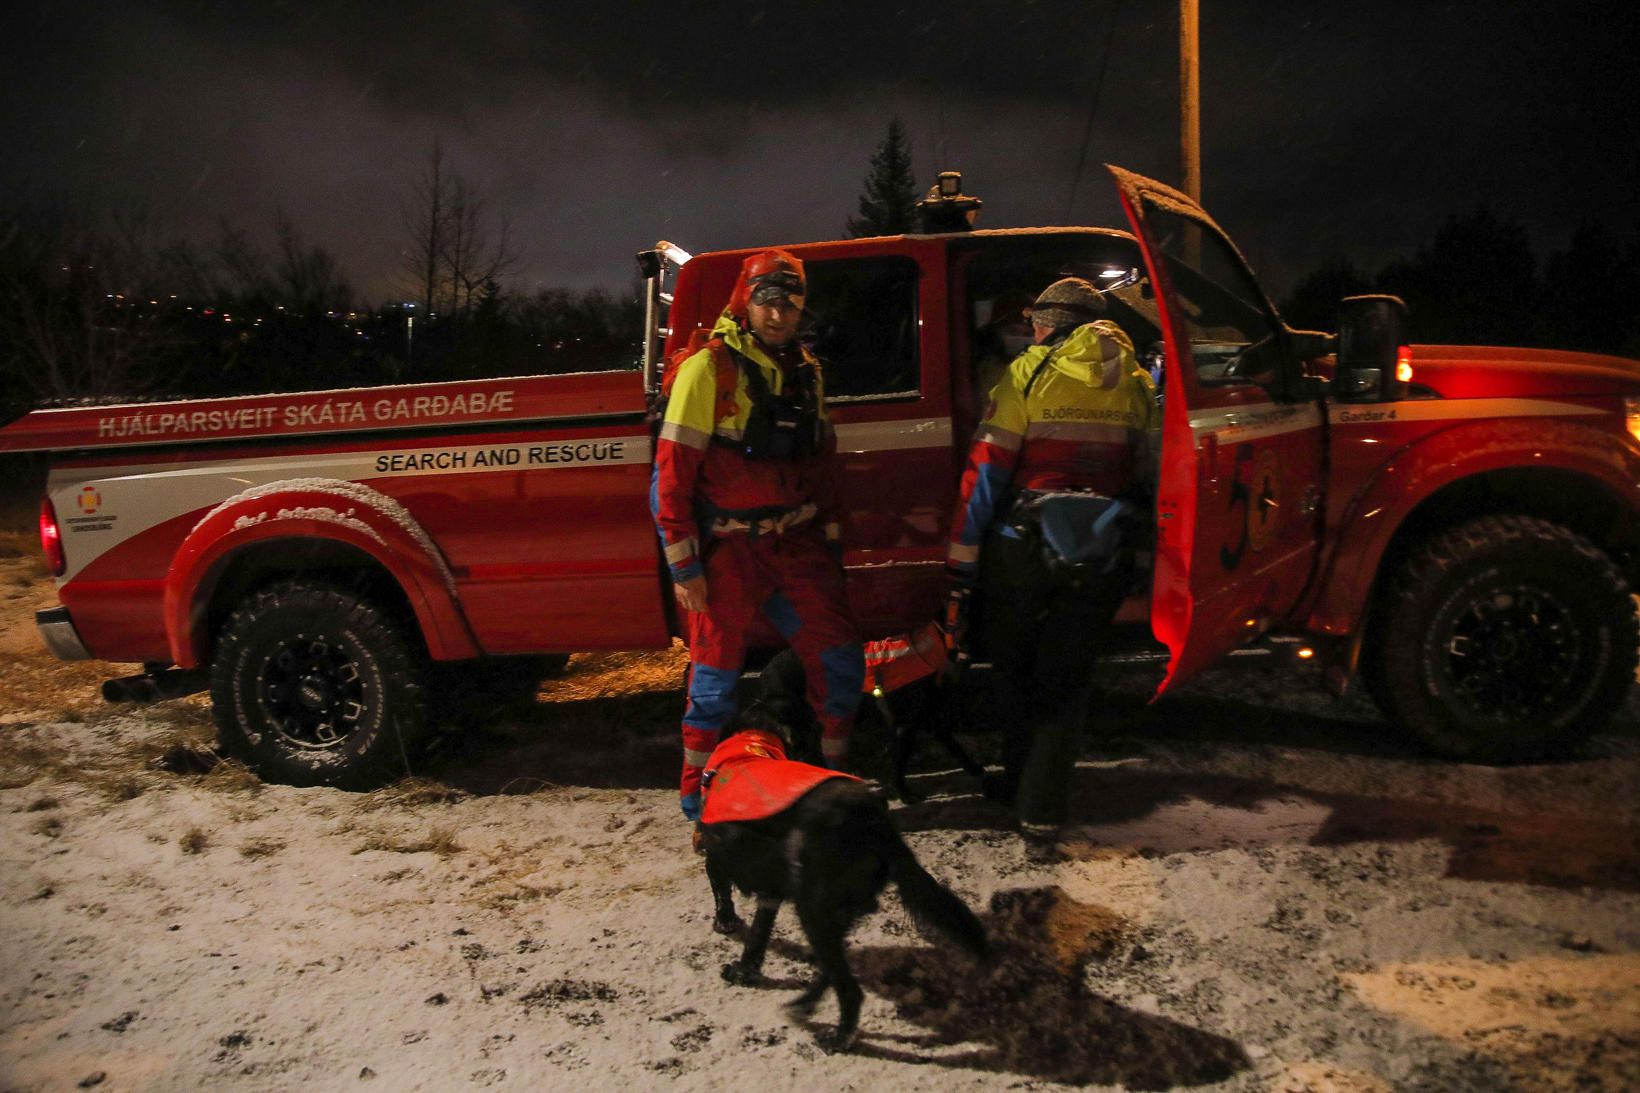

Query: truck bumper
left=36, top=606, right=92, bottom=661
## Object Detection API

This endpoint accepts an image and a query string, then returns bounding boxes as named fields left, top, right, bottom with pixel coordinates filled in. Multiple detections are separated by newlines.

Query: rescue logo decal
left=1219, top=446, right=1282, bottom=570
left=64, top=483, right=117, bottom=536
left=1246, top=448, right=1281, bottom=554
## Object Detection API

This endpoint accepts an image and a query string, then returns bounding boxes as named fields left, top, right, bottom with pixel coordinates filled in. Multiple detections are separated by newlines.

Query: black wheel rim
left=1436, top=582, right=1583, bottom=721
left=258, top=633, right=368, bottom=750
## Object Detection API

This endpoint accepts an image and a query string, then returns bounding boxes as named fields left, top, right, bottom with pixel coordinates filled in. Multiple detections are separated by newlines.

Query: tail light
left=1395, top=346, right=1414, bottom=384
left=39, top=496, right=65, bottom=577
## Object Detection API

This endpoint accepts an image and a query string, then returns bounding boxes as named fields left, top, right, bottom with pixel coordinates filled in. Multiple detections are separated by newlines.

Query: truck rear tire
left=210, top=580, right=430, bottom=789
left=1371, top=515, right=1637, bottom=762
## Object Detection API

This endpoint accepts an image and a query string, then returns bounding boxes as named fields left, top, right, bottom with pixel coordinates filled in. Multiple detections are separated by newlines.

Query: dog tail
left=886, top=837, right=989, bottom=960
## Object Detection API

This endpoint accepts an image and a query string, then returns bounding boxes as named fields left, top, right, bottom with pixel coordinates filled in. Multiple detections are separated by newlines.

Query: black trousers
left=980, top=531, right=1131, bottom=829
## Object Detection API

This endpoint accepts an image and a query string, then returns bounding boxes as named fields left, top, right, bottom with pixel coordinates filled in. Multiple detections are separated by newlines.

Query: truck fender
left=1306, top=416, right=1640, bottom=638
left=163, top=479, right=480, bottom=668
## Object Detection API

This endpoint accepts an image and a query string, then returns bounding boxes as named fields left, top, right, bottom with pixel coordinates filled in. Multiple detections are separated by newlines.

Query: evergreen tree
left=1376, top=207, right=1540, bottom=346
left=1280, top=258, right=1370, bottom=332
left=847, top=120, right=918, bottom=238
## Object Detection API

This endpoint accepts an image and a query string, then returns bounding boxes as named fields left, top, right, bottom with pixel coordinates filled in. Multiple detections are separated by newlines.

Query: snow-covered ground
left=2, top=542, right=1638, bottom=1090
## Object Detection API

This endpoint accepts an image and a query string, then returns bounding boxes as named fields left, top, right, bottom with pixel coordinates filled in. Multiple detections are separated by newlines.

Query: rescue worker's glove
left=680, top=791, right=702, bottom=822
left=939, top=582, right=975, bottom=686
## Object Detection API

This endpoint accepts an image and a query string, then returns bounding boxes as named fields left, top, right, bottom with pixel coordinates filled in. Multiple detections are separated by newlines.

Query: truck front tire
left=210, top=580, right=430, bottom=789
left=1372, top=515, right=1637, bottom=762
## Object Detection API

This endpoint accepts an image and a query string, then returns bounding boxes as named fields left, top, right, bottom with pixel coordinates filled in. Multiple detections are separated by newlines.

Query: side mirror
left=1333, top=294, right=1408, bottom=402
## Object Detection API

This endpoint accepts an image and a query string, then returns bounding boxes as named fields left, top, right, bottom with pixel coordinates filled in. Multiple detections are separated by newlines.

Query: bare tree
left=401, top=140, right=448, bottom=315
left=0, top=206, right=174, bottom=403
left=441, top=176, right=518, bottom=315
left=273, top=212, right=353, bottom=315
left=400, top=141, right=519, bottom=318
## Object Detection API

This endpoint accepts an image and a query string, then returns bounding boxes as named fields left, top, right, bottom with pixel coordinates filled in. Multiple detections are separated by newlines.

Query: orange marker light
left=1395, top=346, right=1414, bottom=384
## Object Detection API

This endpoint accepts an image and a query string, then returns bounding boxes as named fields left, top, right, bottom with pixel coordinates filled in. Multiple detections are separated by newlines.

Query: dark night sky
left=4, top=1, right=1638, bottom=302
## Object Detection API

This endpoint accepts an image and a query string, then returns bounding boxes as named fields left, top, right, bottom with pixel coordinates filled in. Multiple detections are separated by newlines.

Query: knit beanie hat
left=1028, top=277, right=1106, bottom=331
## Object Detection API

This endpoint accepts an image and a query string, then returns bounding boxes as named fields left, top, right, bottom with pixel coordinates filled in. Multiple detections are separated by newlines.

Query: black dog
left=695, top=723, right=988, bottom=1052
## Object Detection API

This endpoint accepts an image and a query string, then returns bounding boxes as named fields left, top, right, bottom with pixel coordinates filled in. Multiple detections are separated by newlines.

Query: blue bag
left=1017, top=491, right=1138, bottom=573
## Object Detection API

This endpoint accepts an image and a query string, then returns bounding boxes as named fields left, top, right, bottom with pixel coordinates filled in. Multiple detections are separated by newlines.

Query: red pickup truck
left=5, top=166, right=1637, bottom=787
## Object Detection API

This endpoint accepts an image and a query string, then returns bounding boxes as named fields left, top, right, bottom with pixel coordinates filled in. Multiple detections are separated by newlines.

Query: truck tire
left=210, top=580, right=429, bottom=789
left=1371, top=515, right=1637, bottom=762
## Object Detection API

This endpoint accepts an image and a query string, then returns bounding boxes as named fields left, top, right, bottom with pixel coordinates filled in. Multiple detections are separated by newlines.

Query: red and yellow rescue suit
left=653, top=313, right=864, bottom=820
left=946, top=320, right=1157, bottom=577
left=698, top=729, right=860, bottom=825
left=945, top=320, right=1157, bottom=829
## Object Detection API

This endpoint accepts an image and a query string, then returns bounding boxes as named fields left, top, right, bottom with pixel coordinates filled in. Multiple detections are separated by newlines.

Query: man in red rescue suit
left=652, top=250, right=865, bottom=821
left=946, top=276, right=1157, bottom=856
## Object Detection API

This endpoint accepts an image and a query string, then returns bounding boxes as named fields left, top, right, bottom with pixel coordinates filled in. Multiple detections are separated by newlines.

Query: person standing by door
left=946, top=276, right=1156, bottom=858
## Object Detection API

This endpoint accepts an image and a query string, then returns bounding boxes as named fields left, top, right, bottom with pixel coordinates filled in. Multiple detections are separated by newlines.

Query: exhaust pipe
left=102, top=668, right=209, bottom=704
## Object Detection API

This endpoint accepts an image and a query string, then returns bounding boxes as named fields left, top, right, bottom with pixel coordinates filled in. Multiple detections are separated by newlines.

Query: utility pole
left=1179, top=0, right=1201, bottom=201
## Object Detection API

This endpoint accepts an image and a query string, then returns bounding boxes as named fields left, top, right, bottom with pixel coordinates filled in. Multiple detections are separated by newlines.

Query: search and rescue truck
left=3, top=166, right=1636, bottom=787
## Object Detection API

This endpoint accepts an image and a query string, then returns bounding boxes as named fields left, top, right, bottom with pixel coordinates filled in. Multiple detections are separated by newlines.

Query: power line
left=1065, top=0, right=1124, bottom=223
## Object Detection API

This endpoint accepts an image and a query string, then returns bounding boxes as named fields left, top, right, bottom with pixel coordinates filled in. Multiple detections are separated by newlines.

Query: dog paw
left=817, top=1025, right=859, bottom=1054
left=711, top=914, right=744, bottom=936
left=782, top=994, right=819, bottom=1020
left=721, top=963, right=762, bottom=986
left=893, top=781, right=925, bottom=805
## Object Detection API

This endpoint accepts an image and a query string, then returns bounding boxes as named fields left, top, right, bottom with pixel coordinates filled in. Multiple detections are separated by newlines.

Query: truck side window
left=1141, top=205, right=1283, bottom=388
left=802, top=256, right=920, bottom=401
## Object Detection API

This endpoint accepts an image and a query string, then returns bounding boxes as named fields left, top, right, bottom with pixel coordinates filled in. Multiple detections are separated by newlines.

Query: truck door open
left=1108, top=166, right=1326, bottom=695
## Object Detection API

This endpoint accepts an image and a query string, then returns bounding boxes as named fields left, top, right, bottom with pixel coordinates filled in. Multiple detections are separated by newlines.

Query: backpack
left=653, top=330, right=823, bottom=460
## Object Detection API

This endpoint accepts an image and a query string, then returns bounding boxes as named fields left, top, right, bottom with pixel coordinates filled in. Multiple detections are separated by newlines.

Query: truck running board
left=102, top=668, right=210, bottom=705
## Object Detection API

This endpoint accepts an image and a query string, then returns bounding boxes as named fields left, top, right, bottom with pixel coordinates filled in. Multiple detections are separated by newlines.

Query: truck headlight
left=1628, top=396, right=1640, bottom=447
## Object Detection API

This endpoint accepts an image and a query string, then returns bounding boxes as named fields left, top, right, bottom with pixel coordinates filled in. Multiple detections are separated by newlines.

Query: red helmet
left=726, top=249, right=806, bottom=318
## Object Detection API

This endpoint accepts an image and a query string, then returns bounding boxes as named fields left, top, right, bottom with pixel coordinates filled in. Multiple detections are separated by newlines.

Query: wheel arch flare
left=164, top=478, right=479, bottom=668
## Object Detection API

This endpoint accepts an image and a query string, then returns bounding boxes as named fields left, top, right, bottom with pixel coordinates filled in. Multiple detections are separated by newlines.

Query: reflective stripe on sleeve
left=684, top=748, right=713, bottom=767
left=665, top=538, right=697, bottom=564
left=948, top=541, right=980, bottom=564
left=659, top=421, right=710, bottom=449
left=975, top=425, right=1024, bottom=451
left=820, top=737, right=848, bottom=759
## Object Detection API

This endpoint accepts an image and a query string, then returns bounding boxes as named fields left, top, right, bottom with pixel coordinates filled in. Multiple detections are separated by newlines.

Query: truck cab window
left=1140, top=205, right=1284, bottom=388
left=957, top=233, right=1156, bottom=407
left=802, top=256, right=920, bottom=401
